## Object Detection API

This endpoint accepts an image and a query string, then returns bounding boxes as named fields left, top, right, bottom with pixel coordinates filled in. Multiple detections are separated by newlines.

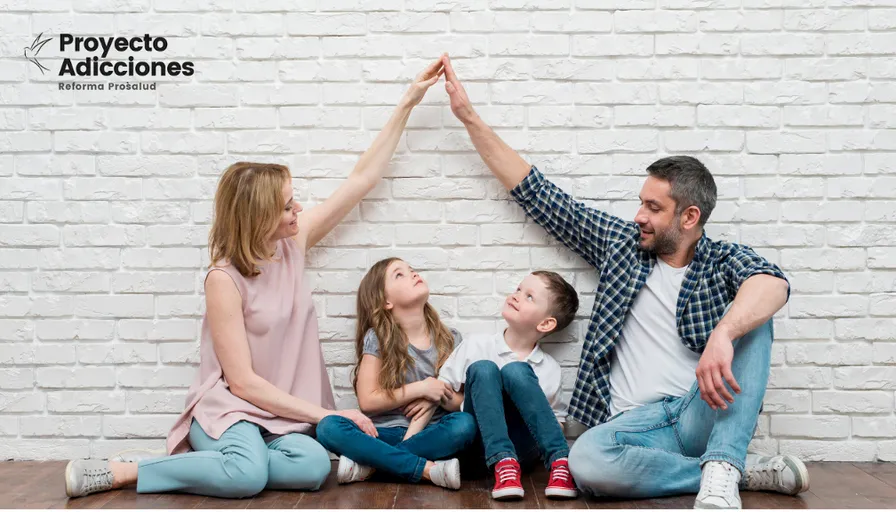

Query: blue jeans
left=463, top=360, right=570, bottom=470
left=568, top=318, right=774, bottom=499
left=136, top=420, right=330, bottom=498
left=315, top=411, right=477, bottom=482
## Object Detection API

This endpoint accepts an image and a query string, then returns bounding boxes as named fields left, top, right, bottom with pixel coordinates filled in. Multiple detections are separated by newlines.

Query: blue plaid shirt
left=510, top=166, right=790, bottom=428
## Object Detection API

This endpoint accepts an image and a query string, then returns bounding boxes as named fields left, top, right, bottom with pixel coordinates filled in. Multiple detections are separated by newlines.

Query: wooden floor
left=3, top=460, right=896, bottom=509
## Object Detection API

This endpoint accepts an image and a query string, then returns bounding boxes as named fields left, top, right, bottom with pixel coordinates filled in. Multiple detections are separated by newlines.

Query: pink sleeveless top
left=166, top=237, right=336, bottom=455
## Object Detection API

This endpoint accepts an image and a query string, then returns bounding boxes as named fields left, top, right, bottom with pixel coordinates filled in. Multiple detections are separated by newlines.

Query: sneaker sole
left=694, top=499, right=741, bottom=509
left=545, top=487, right=578, bottom=499
left=492, top=487, right=525, bottom=500
left=782, top=455, right=810, bottom=495
left=64, top=460, right=76, bottom=498
left=109, top=448, right=166, bottom=464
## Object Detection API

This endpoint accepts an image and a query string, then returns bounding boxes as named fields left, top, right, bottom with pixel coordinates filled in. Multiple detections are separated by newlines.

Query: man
left=439, top=54, right=809, bottom=509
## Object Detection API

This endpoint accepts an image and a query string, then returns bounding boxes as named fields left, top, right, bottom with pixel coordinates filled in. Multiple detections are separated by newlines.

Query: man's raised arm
left=441, top=53, right=635, bottom=270
left=441, top=54, right=531, bottom=191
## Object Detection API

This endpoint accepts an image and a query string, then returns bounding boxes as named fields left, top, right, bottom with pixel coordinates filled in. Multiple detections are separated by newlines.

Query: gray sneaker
left=743, top=454, right=810, bottom=495
left=109, top=448, right=165, bottom=464
left=65, top=459, right=115, bottom=498
left=429, top=458, right=461, bottom=490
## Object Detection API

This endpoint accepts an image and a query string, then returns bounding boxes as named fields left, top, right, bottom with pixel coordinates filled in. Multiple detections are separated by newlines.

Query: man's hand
left=696, top=329, right=741, bottom=411
left=442, top=53, right=477, bottom=125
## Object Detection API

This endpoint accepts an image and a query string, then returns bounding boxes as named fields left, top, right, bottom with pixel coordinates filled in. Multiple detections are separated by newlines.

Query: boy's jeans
left=463, top=360, right=569, bottom=470
left=568, top=318, right=774, bottom=498
left=316, top=411, right=477, bottom=482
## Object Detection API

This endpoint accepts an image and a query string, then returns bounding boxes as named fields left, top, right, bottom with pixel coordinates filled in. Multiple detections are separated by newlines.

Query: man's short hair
left=532, top=270, right=579, bottom=334
left=646, top=156, right=717, bottom=228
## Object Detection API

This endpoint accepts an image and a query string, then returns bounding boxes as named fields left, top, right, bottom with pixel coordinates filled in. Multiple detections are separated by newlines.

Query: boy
left=438, top=270, right=578, bottom=500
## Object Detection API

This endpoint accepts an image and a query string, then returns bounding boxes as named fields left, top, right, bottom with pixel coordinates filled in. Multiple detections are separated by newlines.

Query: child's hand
left=403, top=398, right=437, bottom=420
left=416, top=377, right=454, bottom=402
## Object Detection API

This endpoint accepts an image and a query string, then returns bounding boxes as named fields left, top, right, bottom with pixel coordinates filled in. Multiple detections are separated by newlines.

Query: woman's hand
left=327, top=409, right=379, bottom=438
left=399, top=56, right=445, bottom=109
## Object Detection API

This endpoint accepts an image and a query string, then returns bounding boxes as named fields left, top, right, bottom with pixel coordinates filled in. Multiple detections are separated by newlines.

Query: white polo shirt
left=438, top=331, right=567, bottom=422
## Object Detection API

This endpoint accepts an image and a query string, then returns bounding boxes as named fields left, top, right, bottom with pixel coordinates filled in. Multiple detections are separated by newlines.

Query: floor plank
left=2, top=460, right=894, bottom=509
left=854, top=462, right=896, bottom=490
left=799, top=462, right=896, bottom=509
left=244, top=489, right=303, bottom=509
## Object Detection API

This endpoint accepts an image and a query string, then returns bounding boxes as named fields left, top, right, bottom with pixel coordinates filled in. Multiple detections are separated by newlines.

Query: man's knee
left=466, top=359, right=500, bottom=384
left=568, top=427, right=628, bottom=498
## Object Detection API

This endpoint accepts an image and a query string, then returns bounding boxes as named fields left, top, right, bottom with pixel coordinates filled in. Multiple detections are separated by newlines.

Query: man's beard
left=640, top=215, right=682, bottom=255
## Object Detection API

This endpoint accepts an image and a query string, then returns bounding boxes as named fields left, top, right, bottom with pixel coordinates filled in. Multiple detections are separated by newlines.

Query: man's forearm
left=716, top=274, right=790, bottom=340
left=463, top=115, right=532, bottom=191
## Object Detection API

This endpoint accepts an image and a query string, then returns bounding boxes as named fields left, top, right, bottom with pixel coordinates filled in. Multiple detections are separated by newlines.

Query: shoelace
left=703, top=463, right=739, bottom=498
left=497, top=463, right=520, bottom=484
left=745, top=458, right=784, bottom=490
left=550, top=465, right=571, bottom=485
left=83, top=466, right=114, bottom=493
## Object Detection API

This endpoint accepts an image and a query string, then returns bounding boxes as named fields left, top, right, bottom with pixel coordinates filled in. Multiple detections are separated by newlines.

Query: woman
left=63, top=57, right=446, bottom=499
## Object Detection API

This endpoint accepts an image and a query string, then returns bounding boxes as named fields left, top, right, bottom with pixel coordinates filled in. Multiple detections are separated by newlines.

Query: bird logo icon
left=24, top=33, right=53, bottom=75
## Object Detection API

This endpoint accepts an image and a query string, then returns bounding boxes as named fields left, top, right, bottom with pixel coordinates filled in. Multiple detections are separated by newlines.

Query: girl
left=315, top=258, right=478, bottom=489
left=63, top=58, right=445, bottom=500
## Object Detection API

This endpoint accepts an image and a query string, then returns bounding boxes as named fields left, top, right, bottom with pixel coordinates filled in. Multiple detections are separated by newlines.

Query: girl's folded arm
left=355, top=354, right=425, bottom=415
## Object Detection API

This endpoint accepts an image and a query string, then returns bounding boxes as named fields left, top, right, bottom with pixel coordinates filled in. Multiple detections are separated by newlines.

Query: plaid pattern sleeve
left=509, top=165, right=636, bottom=268
left=720, top=242, right=791, bottom=302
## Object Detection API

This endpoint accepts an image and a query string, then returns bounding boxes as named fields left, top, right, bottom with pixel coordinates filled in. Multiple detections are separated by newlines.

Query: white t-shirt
left=608, top=258, right=701, bottom=417
left=438, top=331, right=567, bottom=423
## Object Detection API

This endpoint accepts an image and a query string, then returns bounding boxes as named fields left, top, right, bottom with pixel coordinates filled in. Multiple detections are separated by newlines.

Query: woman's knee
left=275, top=436, right=332, bottom=491
left=466, top=359, right=500, bottom=384
left=219, top=450, right=269, bottom=498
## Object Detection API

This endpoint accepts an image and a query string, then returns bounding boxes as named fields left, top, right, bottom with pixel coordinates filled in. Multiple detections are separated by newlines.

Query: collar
left=496, top=330, right=544, bottom=364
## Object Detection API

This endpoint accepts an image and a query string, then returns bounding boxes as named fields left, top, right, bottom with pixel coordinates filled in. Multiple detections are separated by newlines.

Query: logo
left=26, top=32, right=196, bottom=91
left=24, top=32, right=52, bottom=75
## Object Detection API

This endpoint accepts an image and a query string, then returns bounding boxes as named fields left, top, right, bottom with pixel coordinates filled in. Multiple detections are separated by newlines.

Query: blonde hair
left=352, top=257, right=456, bottom=397
left=208, top=162, right=291, bottom=278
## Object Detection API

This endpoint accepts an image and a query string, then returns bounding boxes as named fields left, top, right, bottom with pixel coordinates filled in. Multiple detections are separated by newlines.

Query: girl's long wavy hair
left=208, top=162, right=291, bottom=278
left=352, top=257, right=455, bottom=397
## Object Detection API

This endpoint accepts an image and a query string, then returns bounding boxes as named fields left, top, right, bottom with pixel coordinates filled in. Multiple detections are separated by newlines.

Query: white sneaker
left=429, top=458, right=461, bottom=490
left=65, top=459, right=115, bottom=498
left=336, top=455, right=375, bottom=484
left=743, top=454, right=810, bottom=495
left=694, top=461, right=742, bottom=509
left=109, top=448, right=166, bottom=464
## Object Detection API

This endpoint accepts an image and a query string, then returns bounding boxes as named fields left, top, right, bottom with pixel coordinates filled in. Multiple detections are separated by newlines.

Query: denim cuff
left=546, top=449, right=570, bottom=467
left=485, top=451, right=518, bottom=469
left=410, top=456, right=428, bottom=483
left=700, top=451, right=746, bottom=476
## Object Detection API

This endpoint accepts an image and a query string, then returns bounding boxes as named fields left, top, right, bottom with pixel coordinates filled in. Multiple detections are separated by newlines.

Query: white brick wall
left=1, top=1, right=894, bottom=462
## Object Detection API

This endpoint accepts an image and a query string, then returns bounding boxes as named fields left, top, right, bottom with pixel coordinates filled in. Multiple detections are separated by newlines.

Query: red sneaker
left=545, top=458, right=578, bottom=499
left=492, top=458, right=524, bottom=500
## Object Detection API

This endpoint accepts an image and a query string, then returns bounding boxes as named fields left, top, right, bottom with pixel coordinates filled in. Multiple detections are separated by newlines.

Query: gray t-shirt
left=362, top=327, right=461, bottom=428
